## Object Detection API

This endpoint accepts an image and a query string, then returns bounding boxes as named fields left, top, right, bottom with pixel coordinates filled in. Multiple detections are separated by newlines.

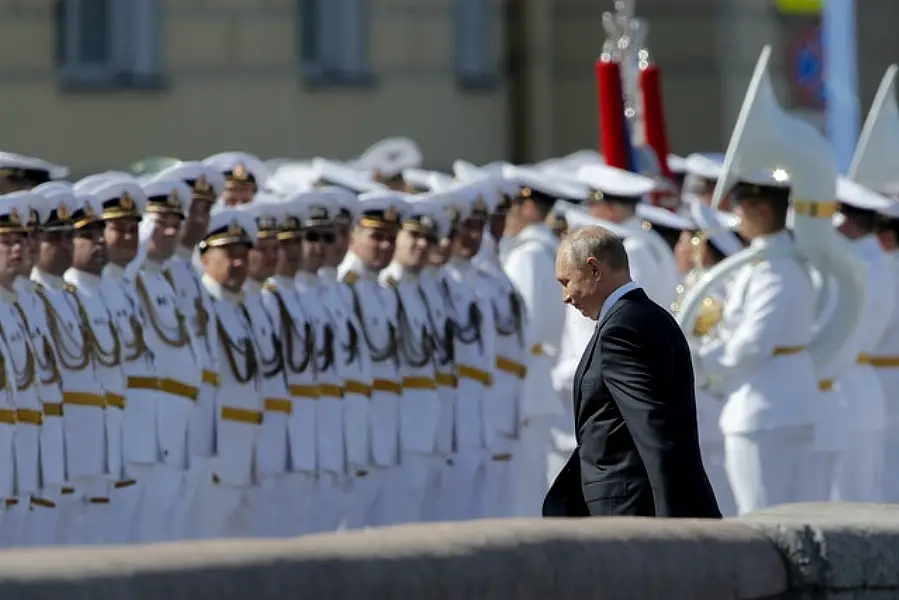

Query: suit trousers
left=724, top=425, right=813, bottom=515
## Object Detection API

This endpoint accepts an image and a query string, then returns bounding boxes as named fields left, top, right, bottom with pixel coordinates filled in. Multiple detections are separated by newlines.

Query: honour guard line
left=0, top=0, right=898, bottom=544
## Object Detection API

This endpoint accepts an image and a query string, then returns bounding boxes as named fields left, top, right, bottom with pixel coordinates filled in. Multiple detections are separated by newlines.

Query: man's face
left=350, top=226, right=396, bottom=271
left=451, top=217, right=484, bottom=259
left=733, top=198, right=770, bottom=240
left=555, top=250, right=605, bottom=320
left=0, top=230, right=25, bottom=287
left=248, top=235, right=279, bottom=281
left=301, top=226, right=336, bottom=272
left=276, top=236, right=303, bottom=276
left=221, top=182, right=255, bottom=206
left=201, top=244, right=249, bottom=293
left=325, top=222, right=351, bottom=267
left=393, top=228, right=433, bottom=272
left=429, top=235, right=452, bottom=266
left=72, top=222, right=107, bottom=275
left=104, top=217, right=140, bottom=267
left=147, top=213, right=183, bottom=261
left=37, top=229, right=74, bottom=276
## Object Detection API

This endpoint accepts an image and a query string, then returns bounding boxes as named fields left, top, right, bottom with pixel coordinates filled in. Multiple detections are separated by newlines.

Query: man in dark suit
left=543, top=226, right=721, bottom=518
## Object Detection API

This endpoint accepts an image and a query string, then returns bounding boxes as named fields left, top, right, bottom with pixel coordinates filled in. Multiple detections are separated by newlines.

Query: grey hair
left=560, top=226, right=629, bottom=272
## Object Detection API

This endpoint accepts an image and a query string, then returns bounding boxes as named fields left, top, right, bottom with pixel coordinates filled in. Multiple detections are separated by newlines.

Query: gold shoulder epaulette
left=343, top=271, right=359, bottom=286
left=263, top=281, right=277, bottom=292
left=385, top=275, right=398, bottom=288
left=63, top=282, right=77, bottom=294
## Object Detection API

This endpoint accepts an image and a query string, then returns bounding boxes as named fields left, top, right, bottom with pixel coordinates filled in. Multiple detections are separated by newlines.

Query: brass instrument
left=671, top=231, right=724, bottom=337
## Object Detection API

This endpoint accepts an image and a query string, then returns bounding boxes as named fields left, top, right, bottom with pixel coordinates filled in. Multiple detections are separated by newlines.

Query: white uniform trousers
left=883, top=414, right=899, bottom=501
left=186, top=478, right=251, bottom=540
left=724, top=425, right=813, bottom=515
left=834, top=429, right=886, bottom=502
left=509, top=415, right=557, bottom=518
left=23, top=494, right=58, bottom=547
left=275, top=471, right=316, bottom=536
left=434, top=449, right=484, bottom=521
left=134, top=463, right=185, bottom=542
left=384, top=452, right=434, bottom=524
left=307, top=473, right=349, bottom=533
left=699, top=441, right=737, bottom=517
left=343, top=467, right=385, bottom=530
left=107, top=465, right=150, bottom=544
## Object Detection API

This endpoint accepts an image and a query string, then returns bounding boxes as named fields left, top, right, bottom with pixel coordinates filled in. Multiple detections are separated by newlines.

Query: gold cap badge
left=227, top=220, right=243, bottom=237
left=8, top=207, right=20, bottom=225
left=57, top=202, right=69, bottom=221
left=167, top=189, right=181, bottom=209
left=121, top=191, right=135, bottom=211
left=232, top=163, right=249, bottom=181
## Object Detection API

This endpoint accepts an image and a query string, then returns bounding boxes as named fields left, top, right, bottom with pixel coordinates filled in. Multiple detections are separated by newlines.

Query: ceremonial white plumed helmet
left=677, top=45, right=865, bottom=370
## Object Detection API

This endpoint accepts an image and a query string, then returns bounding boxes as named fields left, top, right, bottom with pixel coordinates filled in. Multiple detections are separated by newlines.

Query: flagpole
left=822, top=0, right=859, bottom=174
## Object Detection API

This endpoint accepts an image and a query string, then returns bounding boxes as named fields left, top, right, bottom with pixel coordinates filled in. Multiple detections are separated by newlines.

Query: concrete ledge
left=743, top=503, right=899, bottom=599
left=0, top=504, right=895, bottom=599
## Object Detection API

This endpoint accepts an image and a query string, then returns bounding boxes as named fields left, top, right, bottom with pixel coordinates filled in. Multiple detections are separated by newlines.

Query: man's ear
left=585, top=256, right=600, bottom=276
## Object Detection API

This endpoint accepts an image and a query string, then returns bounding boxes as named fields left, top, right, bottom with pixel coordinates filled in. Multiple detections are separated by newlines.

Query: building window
left=55, top=0, right=163, bottom=90
left=454, top=0, right=496, bottom=89
left=298, top=0, right=373, bottom=87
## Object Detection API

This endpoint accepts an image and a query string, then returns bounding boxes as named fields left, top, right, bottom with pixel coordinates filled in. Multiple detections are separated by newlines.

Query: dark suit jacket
left=543, top=288, right=721, bottom=519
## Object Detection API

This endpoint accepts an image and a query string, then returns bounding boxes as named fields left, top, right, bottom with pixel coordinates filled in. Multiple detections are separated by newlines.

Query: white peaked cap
left=636, top=203, right=693, bottom=230
left=576, top=163, right=657, bottom=197
left=154, top=161, right=227, bottom=198
left=837, top=177, right=894, bottom=213
left=504, top=165, right=589, bottom=201
left=684, top=153, right=725, bottom=180
left=141, top=178, right=194, bottom=219
left=401, top=167, right=455, bottom=192
left=203, top=151, right=269, bottom=188
left=89, top=178, right=148, bottom=220
left=689, top=201, right=744, bottom=257
left=552, top=200, right=631, bottom=238
left=356, top=190, right=410, bottom=228
left=311, top=158, right=385, bottom=193
left=201, top=207, right=258, bottom=250
left=74, top=171, right=138, bottom=193
left=353, top=137, right=423, bottom=177
left=0, top=151, right=69, bottom=180
left=667, top=154, right=688, bottom=174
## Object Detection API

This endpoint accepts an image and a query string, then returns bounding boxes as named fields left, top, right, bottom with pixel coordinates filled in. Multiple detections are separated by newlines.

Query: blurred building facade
left=0, top=0, right=894, bottom=174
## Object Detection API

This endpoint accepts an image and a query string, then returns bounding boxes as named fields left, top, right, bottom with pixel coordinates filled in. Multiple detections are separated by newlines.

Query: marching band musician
left=14, top=188, right=69, bottom=546
left=379, top=196, right=444, bottom=523
left=189, top=209, right=263, bottom=539
left=830, top=180, right=895, bottom=502
left=62, top=187, right=126, bottom=544
left=678, top=201, right=745, bottom=517
left=236, top=200, right=291, bottom=537
left=874, top=202, right=899, bottom=501
left=31, top=190, right=110, bottom=545
left=693, top=172, right=818, bottom=515
left=438, top=184, right=497, bottom=521
left=338, top=191, right=410, bottom=526
left=259, top=194, right=320, bottom=536
left=92, top=177, right=158, bottom=544
left=305, top=190, right=381, bottom=530
left=149, top=163, right=225, bottom=534
left=0, top=194, right=42, bottom=547
left=129, top=178, right=202, bottom=542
